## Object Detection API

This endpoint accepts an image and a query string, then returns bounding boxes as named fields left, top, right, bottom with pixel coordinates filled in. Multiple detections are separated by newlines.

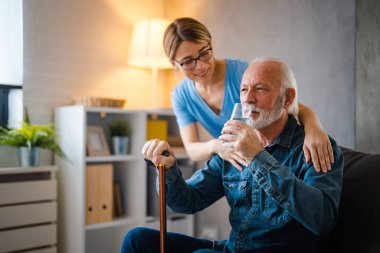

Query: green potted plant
left=108, top=120, right=132, bottom=155
left=0, top=115, right=66, bottom=167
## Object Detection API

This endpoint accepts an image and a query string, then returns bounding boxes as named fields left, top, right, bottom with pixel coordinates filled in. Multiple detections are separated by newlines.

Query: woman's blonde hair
left=163, top=17, right=212, bottom=60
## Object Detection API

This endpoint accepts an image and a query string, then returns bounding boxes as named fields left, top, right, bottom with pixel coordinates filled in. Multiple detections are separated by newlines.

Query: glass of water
left=230, top=103, right=249, bottom=123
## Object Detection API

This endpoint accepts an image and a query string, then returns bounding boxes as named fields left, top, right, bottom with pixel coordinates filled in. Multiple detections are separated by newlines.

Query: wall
left=23, top=0, right=167, bottom=125
left=165, top=0, right=356, bottom=239
left=17, top=0, right=167, bottom=165
left=356, top=0, right=380, bottom=154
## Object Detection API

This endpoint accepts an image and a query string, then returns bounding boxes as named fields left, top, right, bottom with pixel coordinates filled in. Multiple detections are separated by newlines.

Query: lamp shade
left=128, top=19, right=172, bottom=69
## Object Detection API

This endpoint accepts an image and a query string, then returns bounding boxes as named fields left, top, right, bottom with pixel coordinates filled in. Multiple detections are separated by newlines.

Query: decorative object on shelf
left=73, top=96, right=126, bottom=108
left=0, top=110, right=66, bottom=167
left=128, top=18, right=172, bottom=108
left=18, top=146, right=40, bottom=167
left=108, top=120, right=132, bottom=155
left=86, top=125, right=110, bottom=156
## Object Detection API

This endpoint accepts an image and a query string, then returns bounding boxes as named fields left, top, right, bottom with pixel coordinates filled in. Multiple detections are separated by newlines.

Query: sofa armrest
left=328, top=147, right=380, bottom=252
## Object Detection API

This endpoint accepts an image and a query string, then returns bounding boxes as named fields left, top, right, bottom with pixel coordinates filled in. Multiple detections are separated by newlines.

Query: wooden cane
left=158, top=150, right=170, bottom=253
left=158, top=162, right=166, bottom=253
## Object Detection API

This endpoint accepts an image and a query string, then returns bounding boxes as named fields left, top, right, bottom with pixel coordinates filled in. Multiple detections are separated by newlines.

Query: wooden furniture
left=0, top=166, right=58, bottom=253
left=55, top=106, right=194, bottom=253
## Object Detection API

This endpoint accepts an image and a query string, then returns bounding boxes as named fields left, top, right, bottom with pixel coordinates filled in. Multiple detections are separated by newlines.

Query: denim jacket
left=162, top=116, right=344, bottom=253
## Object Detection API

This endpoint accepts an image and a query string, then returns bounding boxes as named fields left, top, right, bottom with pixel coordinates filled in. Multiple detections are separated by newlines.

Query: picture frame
left=86, top=125, right=110, bottom=156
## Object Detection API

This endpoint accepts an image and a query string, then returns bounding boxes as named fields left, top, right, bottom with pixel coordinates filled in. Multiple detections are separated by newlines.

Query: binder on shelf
left=86, top=164, right=113, bottom=224
left=97, top=165, right=113, bottom=223
left=86, top=165, right=98, bottom=224
left=147, top=120, right=168, bottom=141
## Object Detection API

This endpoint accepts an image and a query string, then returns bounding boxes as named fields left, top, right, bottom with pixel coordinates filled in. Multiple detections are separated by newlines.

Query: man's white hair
left=249, top=56, right=299, bottom=116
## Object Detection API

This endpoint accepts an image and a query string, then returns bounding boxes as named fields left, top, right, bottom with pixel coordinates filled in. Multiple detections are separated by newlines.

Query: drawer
left=0, top=202, right=57, bottom=229
left=0, top=180, right=57, bottom=205
left=0, top=224, right=56, bottom=253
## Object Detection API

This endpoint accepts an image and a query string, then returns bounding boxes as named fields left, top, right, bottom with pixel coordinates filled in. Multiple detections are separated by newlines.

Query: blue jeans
left=121, top=227, right=219, bottom=253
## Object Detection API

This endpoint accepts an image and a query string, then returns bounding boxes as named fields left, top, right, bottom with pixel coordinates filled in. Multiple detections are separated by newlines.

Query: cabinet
left=0, top=166, right=58, bottom=253
left=55, top=106, right=194, bottom=253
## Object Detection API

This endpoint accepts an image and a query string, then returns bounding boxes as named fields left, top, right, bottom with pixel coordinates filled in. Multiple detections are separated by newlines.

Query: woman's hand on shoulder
left=303, top=127, right=334, bottom=173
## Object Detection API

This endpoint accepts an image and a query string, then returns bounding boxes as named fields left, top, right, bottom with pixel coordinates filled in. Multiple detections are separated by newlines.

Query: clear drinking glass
left=230, top=103, right=249, bottom=123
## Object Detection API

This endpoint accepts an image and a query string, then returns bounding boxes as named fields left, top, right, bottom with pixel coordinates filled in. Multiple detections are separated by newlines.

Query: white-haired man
left=122, top=57, right=343, bottom=253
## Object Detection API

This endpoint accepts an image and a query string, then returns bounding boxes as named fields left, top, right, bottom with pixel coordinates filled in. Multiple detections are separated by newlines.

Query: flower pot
left=19, top=147, right=40, bottom=167
left=112, top=136, right=129, bottom=155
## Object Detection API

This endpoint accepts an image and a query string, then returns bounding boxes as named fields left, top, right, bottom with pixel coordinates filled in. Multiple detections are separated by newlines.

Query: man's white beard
left=244, top=95, right=285, bottom=130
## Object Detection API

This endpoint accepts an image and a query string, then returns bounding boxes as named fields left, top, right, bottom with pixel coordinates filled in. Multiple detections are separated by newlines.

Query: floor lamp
left=128, top=19, right=172, bottom=108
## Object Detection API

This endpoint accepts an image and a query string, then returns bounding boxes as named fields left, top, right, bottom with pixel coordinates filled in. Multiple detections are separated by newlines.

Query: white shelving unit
left=55, top=106, right=194, bottom=253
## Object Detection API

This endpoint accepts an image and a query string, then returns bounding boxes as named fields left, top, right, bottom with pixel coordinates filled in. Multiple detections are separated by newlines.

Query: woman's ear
left=284, top=88, right=296, bottom=109
left=170, top=60, right=179, bottom=71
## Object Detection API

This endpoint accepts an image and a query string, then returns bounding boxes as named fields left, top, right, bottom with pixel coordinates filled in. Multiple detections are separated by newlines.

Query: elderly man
left=121, top=57, right=343, bottom=253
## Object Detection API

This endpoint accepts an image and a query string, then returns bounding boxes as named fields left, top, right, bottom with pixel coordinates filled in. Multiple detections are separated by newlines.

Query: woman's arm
left=179, top=123, right=216, bottom=161
left=298, top=102, right=334, bottom=173
left=179, top=123, right=246, bottom=170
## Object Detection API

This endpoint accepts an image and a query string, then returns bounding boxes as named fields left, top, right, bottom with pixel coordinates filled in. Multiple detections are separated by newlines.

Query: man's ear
left=284, top=88, right=296, bottom=109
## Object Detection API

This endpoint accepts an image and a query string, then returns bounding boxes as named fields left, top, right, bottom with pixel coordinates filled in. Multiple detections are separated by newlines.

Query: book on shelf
left=113, top=182, right=123, bottom=217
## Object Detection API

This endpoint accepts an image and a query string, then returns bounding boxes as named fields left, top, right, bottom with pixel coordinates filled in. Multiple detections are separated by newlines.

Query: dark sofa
left=328, top=147, right=380, bottom=253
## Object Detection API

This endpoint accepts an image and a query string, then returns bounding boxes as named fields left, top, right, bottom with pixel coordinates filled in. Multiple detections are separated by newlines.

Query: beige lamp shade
left=128, top=19, right=172, bottom=69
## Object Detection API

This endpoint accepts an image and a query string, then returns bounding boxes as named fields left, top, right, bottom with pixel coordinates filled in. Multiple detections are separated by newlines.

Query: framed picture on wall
left=86, top=125, right=110, bottom=156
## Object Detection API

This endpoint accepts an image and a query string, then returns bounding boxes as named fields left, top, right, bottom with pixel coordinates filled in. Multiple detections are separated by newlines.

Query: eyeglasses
left=174, top=46, right=213, bottom=71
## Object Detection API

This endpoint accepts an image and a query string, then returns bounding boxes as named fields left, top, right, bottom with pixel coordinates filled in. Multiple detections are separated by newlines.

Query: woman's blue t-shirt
left=171, top=59, right=248, bottom=138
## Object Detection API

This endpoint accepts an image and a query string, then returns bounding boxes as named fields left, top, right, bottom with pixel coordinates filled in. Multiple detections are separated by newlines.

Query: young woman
left=164, top=17, right=333, bottom=172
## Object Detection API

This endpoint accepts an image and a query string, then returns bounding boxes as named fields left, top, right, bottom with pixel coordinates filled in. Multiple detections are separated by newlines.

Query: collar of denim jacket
left=270, top=114, right=298, bottom=148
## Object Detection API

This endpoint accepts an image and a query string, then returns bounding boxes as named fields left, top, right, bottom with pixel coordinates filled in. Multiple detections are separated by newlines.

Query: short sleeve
left=171, top=87, right=196, bottom=128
